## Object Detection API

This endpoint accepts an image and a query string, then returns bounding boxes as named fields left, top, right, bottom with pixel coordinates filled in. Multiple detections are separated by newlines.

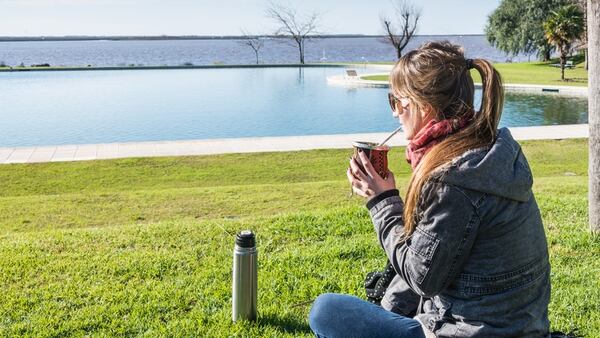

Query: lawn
left=0, top=139, right=598, bottom=337
left=361, top=57, right=589, bottom=87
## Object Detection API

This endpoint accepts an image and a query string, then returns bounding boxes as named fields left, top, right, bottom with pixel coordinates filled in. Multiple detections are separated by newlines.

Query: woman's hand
left=346, top=150, right=396, bottom=200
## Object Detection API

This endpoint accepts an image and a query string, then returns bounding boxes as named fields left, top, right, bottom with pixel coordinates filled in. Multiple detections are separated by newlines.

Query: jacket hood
left=436, top=128, right=533, bottom=202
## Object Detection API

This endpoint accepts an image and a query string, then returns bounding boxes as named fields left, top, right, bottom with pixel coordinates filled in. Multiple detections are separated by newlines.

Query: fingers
left=349, top=157, right=368, bottom=181
left=346, top=167, right=356, bottom=183
left=346, top=168, right=364, bottom=197
left=353, top=186, right=374, bottom=197
left=346, top=168, right=374, bottom=197
left=353, top=184, right=374, bottom=197
left=347, top=168, right=365, bottom=189
left=352, top=185, right=366, bottom=197
left=357, top=151, right=379, bottom=179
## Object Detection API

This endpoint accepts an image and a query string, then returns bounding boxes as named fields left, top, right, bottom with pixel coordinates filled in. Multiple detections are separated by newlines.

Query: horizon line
left=0, top=33, right=486, bottom=42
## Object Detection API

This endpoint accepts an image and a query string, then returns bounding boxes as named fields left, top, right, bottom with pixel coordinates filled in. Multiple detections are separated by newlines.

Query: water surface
left=0, top=36, right=532, bottom=67
left=0, top=67, right=587, bottom=147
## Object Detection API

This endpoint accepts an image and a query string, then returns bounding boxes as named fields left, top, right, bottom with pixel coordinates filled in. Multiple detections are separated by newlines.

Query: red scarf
left=406, top=113, right=473, bottom=170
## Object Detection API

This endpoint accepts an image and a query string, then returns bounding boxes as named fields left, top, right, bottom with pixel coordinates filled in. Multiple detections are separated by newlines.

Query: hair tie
left=465, top=59, right=474, bottom=69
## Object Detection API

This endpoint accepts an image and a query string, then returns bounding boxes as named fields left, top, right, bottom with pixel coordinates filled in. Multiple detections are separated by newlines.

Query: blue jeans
left=308, top=293, right=425, bottom=338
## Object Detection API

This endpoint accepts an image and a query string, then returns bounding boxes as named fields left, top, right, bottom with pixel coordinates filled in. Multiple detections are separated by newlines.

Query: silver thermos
left=232, top=230, right=257, bottom=322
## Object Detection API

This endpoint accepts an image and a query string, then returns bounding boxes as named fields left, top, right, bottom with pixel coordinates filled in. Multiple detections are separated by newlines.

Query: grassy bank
left=362, top=59, right=589, bottom=87
left=1, top=139, right=598, bottom=336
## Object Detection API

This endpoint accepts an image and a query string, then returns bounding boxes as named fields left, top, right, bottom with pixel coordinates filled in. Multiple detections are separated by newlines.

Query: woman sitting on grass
left=309, top=41, right=551, bottom=337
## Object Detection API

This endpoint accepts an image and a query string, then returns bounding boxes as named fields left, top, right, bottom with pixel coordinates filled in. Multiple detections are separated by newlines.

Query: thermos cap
left=236, top=230, right=256, bottom=248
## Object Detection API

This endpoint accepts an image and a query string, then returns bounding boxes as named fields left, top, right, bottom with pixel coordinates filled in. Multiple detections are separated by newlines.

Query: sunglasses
left=388, top=93, right=410, bottom=112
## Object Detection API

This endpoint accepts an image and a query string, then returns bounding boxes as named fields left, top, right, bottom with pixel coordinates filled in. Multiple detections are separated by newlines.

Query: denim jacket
left=367, top=128, right=551, bottom=337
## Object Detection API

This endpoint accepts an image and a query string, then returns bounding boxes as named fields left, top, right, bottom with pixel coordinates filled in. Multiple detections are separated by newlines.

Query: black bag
left=364, top=260, right=396, bottom=305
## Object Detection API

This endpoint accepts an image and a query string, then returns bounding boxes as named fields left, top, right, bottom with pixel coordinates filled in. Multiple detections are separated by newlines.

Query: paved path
left=0, top=124, right=588, bottom=164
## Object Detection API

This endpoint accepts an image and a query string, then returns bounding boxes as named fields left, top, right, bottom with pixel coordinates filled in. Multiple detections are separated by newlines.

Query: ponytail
left=471, top=59, right=504, bottom=142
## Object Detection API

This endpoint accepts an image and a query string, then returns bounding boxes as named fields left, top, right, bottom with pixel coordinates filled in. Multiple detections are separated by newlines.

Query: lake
left=0, top=35, right=534, bottom=67
left=0, top=67, right=587, bottom=148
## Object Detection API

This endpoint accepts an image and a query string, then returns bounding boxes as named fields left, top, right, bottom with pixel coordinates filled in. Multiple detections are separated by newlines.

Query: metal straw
left=378, top=126, right=402, bottom=146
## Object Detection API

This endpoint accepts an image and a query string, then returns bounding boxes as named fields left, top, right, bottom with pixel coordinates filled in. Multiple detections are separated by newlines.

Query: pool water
left=0, top=67, right=588, bottom=147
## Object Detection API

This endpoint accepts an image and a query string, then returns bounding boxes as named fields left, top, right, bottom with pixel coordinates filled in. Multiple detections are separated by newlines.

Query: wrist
left=367, top=189, right=400, bottom=210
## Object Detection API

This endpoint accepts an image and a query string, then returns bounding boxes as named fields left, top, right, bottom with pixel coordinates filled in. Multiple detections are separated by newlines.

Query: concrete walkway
left=0, top=124, right=588, bottom=164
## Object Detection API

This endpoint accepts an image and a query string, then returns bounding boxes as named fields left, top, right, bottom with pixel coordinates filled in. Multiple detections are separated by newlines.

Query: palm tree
left=543, top=4, right=585, bottom=80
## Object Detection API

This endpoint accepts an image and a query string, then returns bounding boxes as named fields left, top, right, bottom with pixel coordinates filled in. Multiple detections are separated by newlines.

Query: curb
left=0, top=124, right=589, bottom=164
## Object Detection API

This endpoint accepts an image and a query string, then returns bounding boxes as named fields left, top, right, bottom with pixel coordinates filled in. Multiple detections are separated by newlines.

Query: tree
left=380, top=0, right=421, bottom=59
left=239, top=31, right=264, bottom=65
left=576, top=0, right=589, bottom=69
left=486, top=0, right=573, bottom=61
left=544, top=4, right=585, bottom=80
left=266, top=2, right=320, bottom=64
left=486, top=0, right=531, bottom=57
left=589, top=0, right=600, bottom=233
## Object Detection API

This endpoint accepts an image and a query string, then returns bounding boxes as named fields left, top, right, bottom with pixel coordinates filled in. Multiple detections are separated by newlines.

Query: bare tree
left=589, top=0, right=600, bottom=233
left=380, top=0, right=421, bottom=59
left=239, top=31, right=264, bottom=64
left=266, top=2, right=320, bottom=64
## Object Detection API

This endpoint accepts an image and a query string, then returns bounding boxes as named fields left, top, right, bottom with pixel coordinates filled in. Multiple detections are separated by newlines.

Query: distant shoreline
left=0, top=64, right=348, bottom=72
left=0, top=34, right=485, bottom=43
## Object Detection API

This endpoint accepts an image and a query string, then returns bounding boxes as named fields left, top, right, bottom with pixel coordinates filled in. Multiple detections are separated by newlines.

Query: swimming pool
left=0, top=67, right=588, bottom=147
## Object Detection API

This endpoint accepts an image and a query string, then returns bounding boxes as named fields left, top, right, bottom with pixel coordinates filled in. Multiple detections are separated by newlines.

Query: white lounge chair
left=345, top=69, right=359, bottom=81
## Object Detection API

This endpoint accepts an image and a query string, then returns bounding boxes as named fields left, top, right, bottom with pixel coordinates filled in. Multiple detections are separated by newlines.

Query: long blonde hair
left=390, top=41, right=504, bottom=237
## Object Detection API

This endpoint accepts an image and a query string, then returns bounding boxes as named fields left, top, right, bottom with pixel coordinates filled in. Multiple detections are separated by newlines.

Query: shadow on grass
left=258, top=312, right=312, bottom=335
left=534, top=54, right=586, bottom=67
left=561, top=78, right=587, bottom=83
left=550, top=330, right=582, bottom=338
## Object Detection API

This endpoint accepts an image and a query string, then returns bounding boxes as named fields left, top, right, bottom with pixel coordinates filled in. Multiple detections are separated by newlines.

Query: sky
left=0, top=0, right=501, bottom=36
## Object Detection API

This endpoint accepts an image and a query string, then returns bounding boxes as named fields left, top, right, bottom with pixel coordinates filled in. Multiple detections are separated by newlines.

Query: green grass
left=1, top=139, right=598, bottom=337
left=362, top=57, right=589, bottom=87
